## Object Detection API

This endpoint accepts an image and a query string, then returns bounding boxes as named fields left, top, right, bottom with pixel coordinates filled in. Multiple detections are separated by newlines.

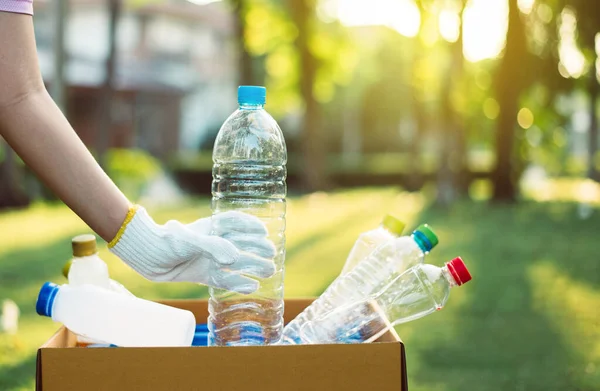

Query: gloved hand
left=109, top=206, right=276, bottom=294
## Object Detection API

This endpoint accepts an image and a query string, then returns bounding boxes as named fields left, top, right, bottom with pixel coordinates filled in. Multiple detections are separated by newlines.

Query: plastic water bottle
left=299, top=257, right=472, bottom=344
left=63, top=235, right=134, bottom=297
left=36, top=282, right=196, bottom=347
left=67, top=234, right=110, bottom=290
left=340, top=215, right=405, bottom=275
left=281, top=224, right=438, bottom=344
left=65, top=235, right=119, bottom=345
left=209, top=86, right=287, bottom=346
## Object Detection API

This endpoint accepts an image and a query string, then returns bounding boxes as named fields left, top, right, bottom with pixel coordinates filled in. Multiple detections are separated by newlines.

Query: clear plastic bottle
left=281, top=224, right=438, bottom=344
left=299, top=257, right=472, bottom=344
left=63, top=235, right=134, bottom=297
left=340, top=215, right=405, bottom=275
left=67, top=234, right=110, bottom=290
left=209, top=86, right=287, bottom=346
left=36, top=282, right=196, bottom=347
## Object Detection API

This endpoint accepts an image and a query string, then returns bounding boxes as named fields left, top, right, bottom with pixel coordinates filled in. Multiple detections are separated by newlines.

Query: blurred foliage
left=105, top=149, right=162, bottom=200
left=232, top=0, right=600, bottom=199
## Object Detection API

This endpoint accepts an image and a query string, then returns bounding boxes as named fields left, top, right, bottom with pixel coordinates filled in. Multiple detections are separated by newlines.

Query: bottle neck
left=442, top=266, right=458, bottom=288
left=73, top=253, right=99, bottom=260
left=239, top=103, right=264, bottom=110
left=411, top=232, right=432, bottom=253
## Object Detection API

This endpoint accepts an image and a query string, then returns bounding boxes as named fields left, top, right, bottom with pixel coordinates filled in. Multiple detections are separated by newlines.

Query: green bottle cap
left=382, top=215, right=406, bottom=236
left=414, top=224, right=439, bottom=250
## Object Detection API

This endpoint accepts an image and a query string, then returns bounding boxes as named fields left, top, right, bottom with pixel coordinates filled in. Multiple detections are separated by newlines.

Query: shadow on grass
left=403, top=201, right=599, bottom=391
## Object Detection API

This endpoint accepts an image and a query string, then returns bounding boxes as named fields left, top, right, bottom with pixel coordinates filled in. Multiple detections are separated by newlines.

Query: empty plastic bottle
left=64, top=235, right=134, bottom=297
left=36, top=282, right=195, bottom=347
left=65, top=235, right=124, bottom=345
left=209, top=86, right=287, bottom=346
left=281, top=224, right=438, bottom=344
left=67, top=234, right=110, bottom=290
left=340, top=215, right=405, bottom=275
left=300, top=257, right=472, bottom=344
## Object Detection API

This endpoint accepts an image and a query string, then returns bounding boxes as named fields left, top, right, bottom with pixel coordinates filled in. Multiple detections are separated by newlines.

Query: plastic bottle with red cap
left=281, top=224, right=438, bottom=344
left=298, top=257, right=472, bottom=344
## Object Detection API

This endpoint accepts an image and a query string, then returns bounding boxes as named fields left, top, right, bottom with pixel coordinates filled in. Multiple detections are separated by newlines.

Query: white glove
left=109, top=206, right=276, bottom=294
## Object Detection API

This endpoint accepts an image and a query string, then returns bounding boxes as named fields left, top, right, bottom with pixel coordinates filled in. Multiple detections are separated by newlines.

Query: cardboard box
left=36, top=298, right=407, bottom=391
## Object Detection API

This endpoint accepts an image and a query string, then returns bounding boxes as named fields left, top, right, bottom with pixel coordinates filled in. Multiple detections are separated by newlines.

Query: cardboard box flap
left=37, top=343, right=404, bottom=391
left=40, top=327, right=76, bottom=348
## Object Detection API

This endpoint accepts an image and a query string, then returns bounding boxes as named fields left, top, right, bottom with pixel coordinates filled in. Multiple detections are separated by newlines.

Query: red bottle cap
left=447, top=257, right=472, bottom=286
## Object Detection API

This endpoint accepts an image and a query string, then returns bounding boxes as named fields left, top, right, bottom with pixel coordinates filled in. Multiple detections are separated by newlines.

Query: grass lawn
left=0, top=187, right=598, bottom=390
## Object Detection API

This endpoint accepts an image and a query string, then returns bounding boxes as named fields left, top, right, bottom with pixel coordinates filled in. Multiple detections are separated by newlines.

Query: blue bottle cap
left=195, top=324, right=209, bottom=333
left=412, top=224, right=438, bottom=253
left=192, top=331, right=209, bottom=347
left=238, top=86, right=266, bottom=105
left=36, top=282, right=60, bottom=317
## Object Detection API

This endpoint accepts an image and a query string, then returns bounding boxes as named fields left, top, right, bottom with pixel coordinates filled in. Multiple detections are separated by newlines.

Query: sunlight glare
left=517, top=0, right=535, bottom=14
left=332, top=0, right=421, bottom=37
left=439, top=9, right=460, bottom=43
left=558, top=8, right=586, bottom=78
left=187, top=0, right=221, bottom=5
left=463, top=0, right=508, bottom=63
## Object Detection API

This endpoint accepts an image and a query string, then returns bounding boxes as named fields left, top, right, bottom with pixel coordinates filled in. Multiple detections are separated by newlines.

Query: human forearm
left=0, top=89, right=130, bottom=241
left=0, top=12, right=129, bottom=241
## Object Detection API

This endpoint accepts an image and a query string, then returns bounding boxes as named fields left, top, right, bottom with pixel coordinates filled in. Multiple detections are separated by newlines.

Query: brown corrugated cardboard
left=36, top=298, right=407, bottom=391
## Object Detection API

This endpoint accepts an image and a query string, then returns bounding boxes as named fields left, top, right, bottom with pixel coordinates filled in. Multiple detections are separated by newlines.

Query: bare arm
left=0, top=13, right=129, bottom=241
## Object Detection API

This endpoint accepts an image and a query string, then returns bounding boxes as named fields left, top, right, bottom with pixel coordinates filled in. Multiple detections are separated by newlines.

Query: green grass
left=0, top=187, right=599, bottom=390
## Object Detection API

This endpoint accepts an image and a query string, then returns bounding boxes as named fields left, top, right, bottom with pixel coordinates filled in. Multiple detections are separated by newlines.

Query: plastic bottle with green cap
left=281, top=224, right=438, bottom=344
left=340, top=215, right=406, bottom=275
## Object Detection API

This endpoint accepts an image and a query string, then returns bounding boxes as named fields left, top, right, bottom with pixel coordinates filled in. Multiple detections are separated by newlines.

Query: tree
left=491, top=0, right=531, bottom=202
left=437, top=0, right=468, bottom=206
left=231, top=0, right=256, bottom=86
left=288, top=0, right=326, bottom=191
left=97, top=0, right=121, bottom=169
left=569, top=0, right=600, bottom=180
left=0, top=142, right=28, bottom=208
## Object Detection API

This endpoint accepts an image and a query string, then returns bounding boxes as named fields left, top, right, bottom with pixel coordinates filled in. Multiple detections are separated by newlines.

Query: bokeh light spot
left=518, top=108, right=534, bottom=129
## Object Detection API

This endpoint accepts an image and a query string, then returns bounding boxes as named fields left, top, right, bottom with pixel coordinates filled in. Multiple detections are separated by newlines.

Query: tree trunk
left=407, top=1, right=428, bottom=192
left=0, top=142, right=29, bottom=208
left=492, top=0, right=527, bottom=202
left=51, top=0, right=68, bottom=111
left=97, top=0, right=120, bottom=169
left=232, top=0, right=254, bottom=86
left=436, top=2, right=466, bottom=206
left=587, top=62, right=599, bottom=180
left=289, top=0, right=326, bottom=191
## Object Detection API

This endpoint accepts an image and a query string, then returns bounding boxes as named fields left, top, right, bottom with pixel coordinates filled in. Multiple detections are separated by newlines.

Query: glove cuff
left=108, top=204, right=140, bottom=248
left=108, top=205, right=170, bottom=278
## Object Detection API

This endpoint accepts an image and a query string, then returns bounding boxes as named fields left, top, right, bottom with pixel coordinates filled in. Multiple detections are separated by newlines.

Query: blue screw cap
left=36, top=282, right=60, bottom=317
left=412, top=224, right=438, bottom=252
left=238, top=86, right=266, bottom=105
